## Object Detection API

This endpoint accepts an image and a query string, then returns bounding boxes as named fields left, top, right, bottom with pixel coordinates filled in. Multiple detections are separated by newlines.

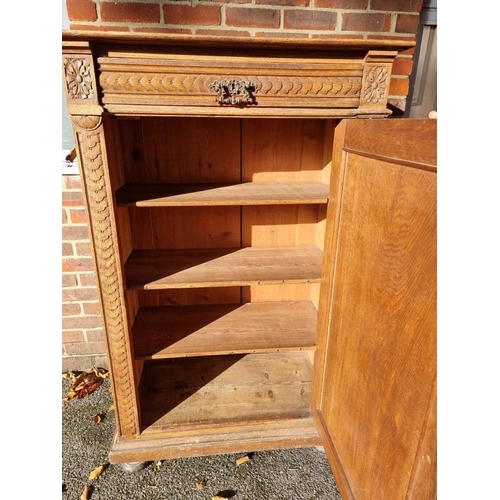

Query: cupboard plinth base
left=109, top=419, right=321, bottom=464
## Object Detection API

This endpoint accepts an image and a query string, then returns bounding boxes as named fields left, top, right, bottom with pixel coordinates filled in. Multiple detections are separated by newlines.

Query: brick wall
left=62, top=175, right=108, bottom=372
left=62, top=0, right=423, bottom=371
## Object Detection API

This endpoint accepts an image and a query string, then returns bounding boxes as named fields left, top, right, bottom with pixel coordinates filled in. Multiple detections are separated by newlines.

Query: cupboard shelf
left=116, top=181, right=330, bottom=207
left=132, top=300, right=318, bottom=360
left=124, top=244, right=323, bottom=290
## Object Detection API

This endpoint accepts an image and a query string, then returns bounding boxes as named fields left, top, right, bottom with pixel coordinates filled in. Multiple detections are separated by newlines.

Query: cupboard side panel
left=319, top=154, right=436, bottom=499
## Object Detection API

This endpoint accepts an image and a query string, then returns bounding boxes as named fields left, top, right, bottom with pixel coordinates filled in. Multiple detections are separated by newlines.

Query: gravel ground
left=62, top=377, right=342, bottom=500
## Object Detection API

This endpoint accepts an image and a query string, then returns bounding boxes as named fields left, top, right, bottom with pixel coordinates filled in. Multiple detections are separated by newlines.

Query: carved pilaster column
left=63, top=43, right=140, bottom=438
left=70, top=115, right=140, bottom=438
left=359, top=50, right=398, bottom=115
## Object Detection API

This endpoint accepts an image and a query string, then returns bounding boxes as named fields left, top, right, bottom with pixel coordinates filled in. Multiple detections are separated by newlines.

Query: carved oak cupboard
left=62, top=32, right=436, bottom=499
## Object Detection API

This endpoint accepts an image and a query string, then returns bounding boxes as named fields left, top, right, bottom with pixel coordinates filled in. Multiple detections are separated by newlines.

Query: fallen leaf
left=236, top=455, right=250, bottom=466
left=89, top=465, right=104, bottom=480
left=94, top=415, right=102, bottom=424
left=196, top=481, right=206, bottom=489
left=81, top=485, right=92, bottom=500
left=212, top=496, right=228, bottom=500
left=63, top=368, right=107, bottom=401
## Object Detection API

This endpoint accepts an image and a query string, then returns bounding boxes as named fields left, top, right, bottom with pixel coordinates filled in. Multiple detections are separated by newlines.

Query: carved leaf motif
left=99, top=72, right=361, bottom=98
left=64, top=58, right=94, bottom=100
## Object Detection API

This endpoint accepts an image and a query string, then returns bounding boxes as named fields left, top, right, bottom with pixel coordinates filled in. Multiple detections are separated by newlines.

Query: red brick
left=256, top=31, right=309, bottom=38
left=100, top=2, right=160, bottom=23
left=63, top=257, right=95, bottom=273
left=66, top=0, right=97, bottom=22
left=62, top=225, right=89, bottom=240
left=62, top=356, right=97, bottom=373
left=69, top=208, right=88, bottom=224
left=80, top=274, right=97, bottom=287
left=314, top=0, right=367, bottom=8
left=342, top=13, right=391, bottom=32
left=94, top=355, right=109, bottom=370
left=83, top=302, right=102, bottom=315
left=63, top=316, right=103, bottom=330
left=70, top=24, right=130, bottom=32
left=62, top=330, right=85, bottom=343
left=63, top=287, right=99, bottom=302
left=62, top=274, right=78, bottom=288
left=392, top=56, right=413, bottom=76
left=204, top=0, right=250, bottom=3
left=371, top=0, right=422, bottom=13
left=62, top=209, right=68, bottom=224
left=389, top=77, right=410, bottom=97
left=256, top=0, right=309, bottom=6
left=396, top=14, right=420, bottom=34
left=76, top=242, right=93, bottom=257
left=62, top=243, right=74, bottom=257
left=62, top=191, right=84, bottom=207
left=64, top=341, right=107, bottom=356
left=284, top=10, right=337, bottom=30
left=226, top=7, right=280, bottom=28
left=311, top=33, right=364, bottom=40
left=195, top=29, right=251, bottom=37
left=87, top=330, right=105, bottom=342
left=63, top=303, right=81, bottom=316
left=163, top=4, right=221, bottom=26
left=63, top=175, right=81, bottom=189
left=133, top=27, right=193, bottom=34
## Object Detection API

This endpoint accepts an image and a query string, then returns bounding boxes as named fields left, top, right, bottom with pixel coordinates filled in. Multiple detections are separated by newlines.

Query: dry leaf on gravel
left=89, top=465, right=104, bottom=480
left=212, top=496, right=228, bottom=500
left=81, top=485, right=92, bottom=500
left=62, top=368, right=109, bottom=403
left=196, top=480, right=206, bottom=489
left=236, top=455, right=250, bottom=466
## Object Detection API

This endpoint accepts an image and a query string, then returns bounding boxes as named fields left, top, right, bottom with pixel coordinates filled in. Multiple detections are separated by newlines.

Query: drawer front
left=97, top=49, right=396, bottom=117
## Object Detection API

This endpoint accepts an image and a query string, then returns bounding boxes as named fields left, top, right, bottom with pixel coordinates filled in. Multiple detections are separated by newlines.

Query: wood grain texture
left=125, top=245, right=323, bottom=289
left=316, top=119, right=437, bottom=499
left=132, top=301, right=317, bottom=359
left=138, top=352, right=313, bottom=430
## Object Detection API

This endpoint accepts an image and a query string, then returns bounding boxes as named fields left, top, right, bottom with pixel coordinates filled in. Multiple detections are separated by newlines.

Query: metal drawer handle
left=208, top=79, right=257, bottom=106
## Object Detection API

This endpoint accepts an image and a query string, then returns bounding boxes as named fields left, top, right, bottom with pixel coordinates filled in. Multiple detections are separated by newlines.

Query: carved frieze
left=72, top=116, right=139, bottom=437
left=99, top=72, right=362, bottom=98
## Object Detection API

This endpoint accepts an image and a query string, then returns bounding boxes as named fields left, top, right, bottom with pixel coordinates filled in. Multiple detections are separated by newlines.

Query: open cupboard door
left=313, top=119, right=437, bottom=499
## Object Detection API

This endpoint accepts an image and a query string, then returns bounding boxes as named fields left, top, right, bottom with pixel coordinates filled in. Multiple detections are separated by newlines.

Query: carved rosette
left=63, top=58, right=95, bottom=100
left=362, top=66, right=388, bottom=105
left=72, top=115, right=139, bottom=438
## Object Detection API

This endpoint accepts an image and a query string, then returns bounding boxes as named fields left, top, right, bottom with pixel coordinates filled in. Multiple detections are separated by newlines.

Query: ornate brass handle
left=208, top=79, right=257, bottom=106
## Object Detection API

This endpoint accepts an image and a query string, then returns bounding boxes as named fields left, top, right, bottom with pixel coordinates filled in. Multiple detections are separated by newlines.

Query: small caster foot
left=119, top=461, right=149, bottom=472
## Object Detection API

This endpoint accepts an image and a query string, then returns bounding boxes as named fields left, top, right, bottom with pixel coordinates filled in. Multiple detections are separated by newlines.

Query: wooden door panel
left=314, top=119, right=437, bottom=500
